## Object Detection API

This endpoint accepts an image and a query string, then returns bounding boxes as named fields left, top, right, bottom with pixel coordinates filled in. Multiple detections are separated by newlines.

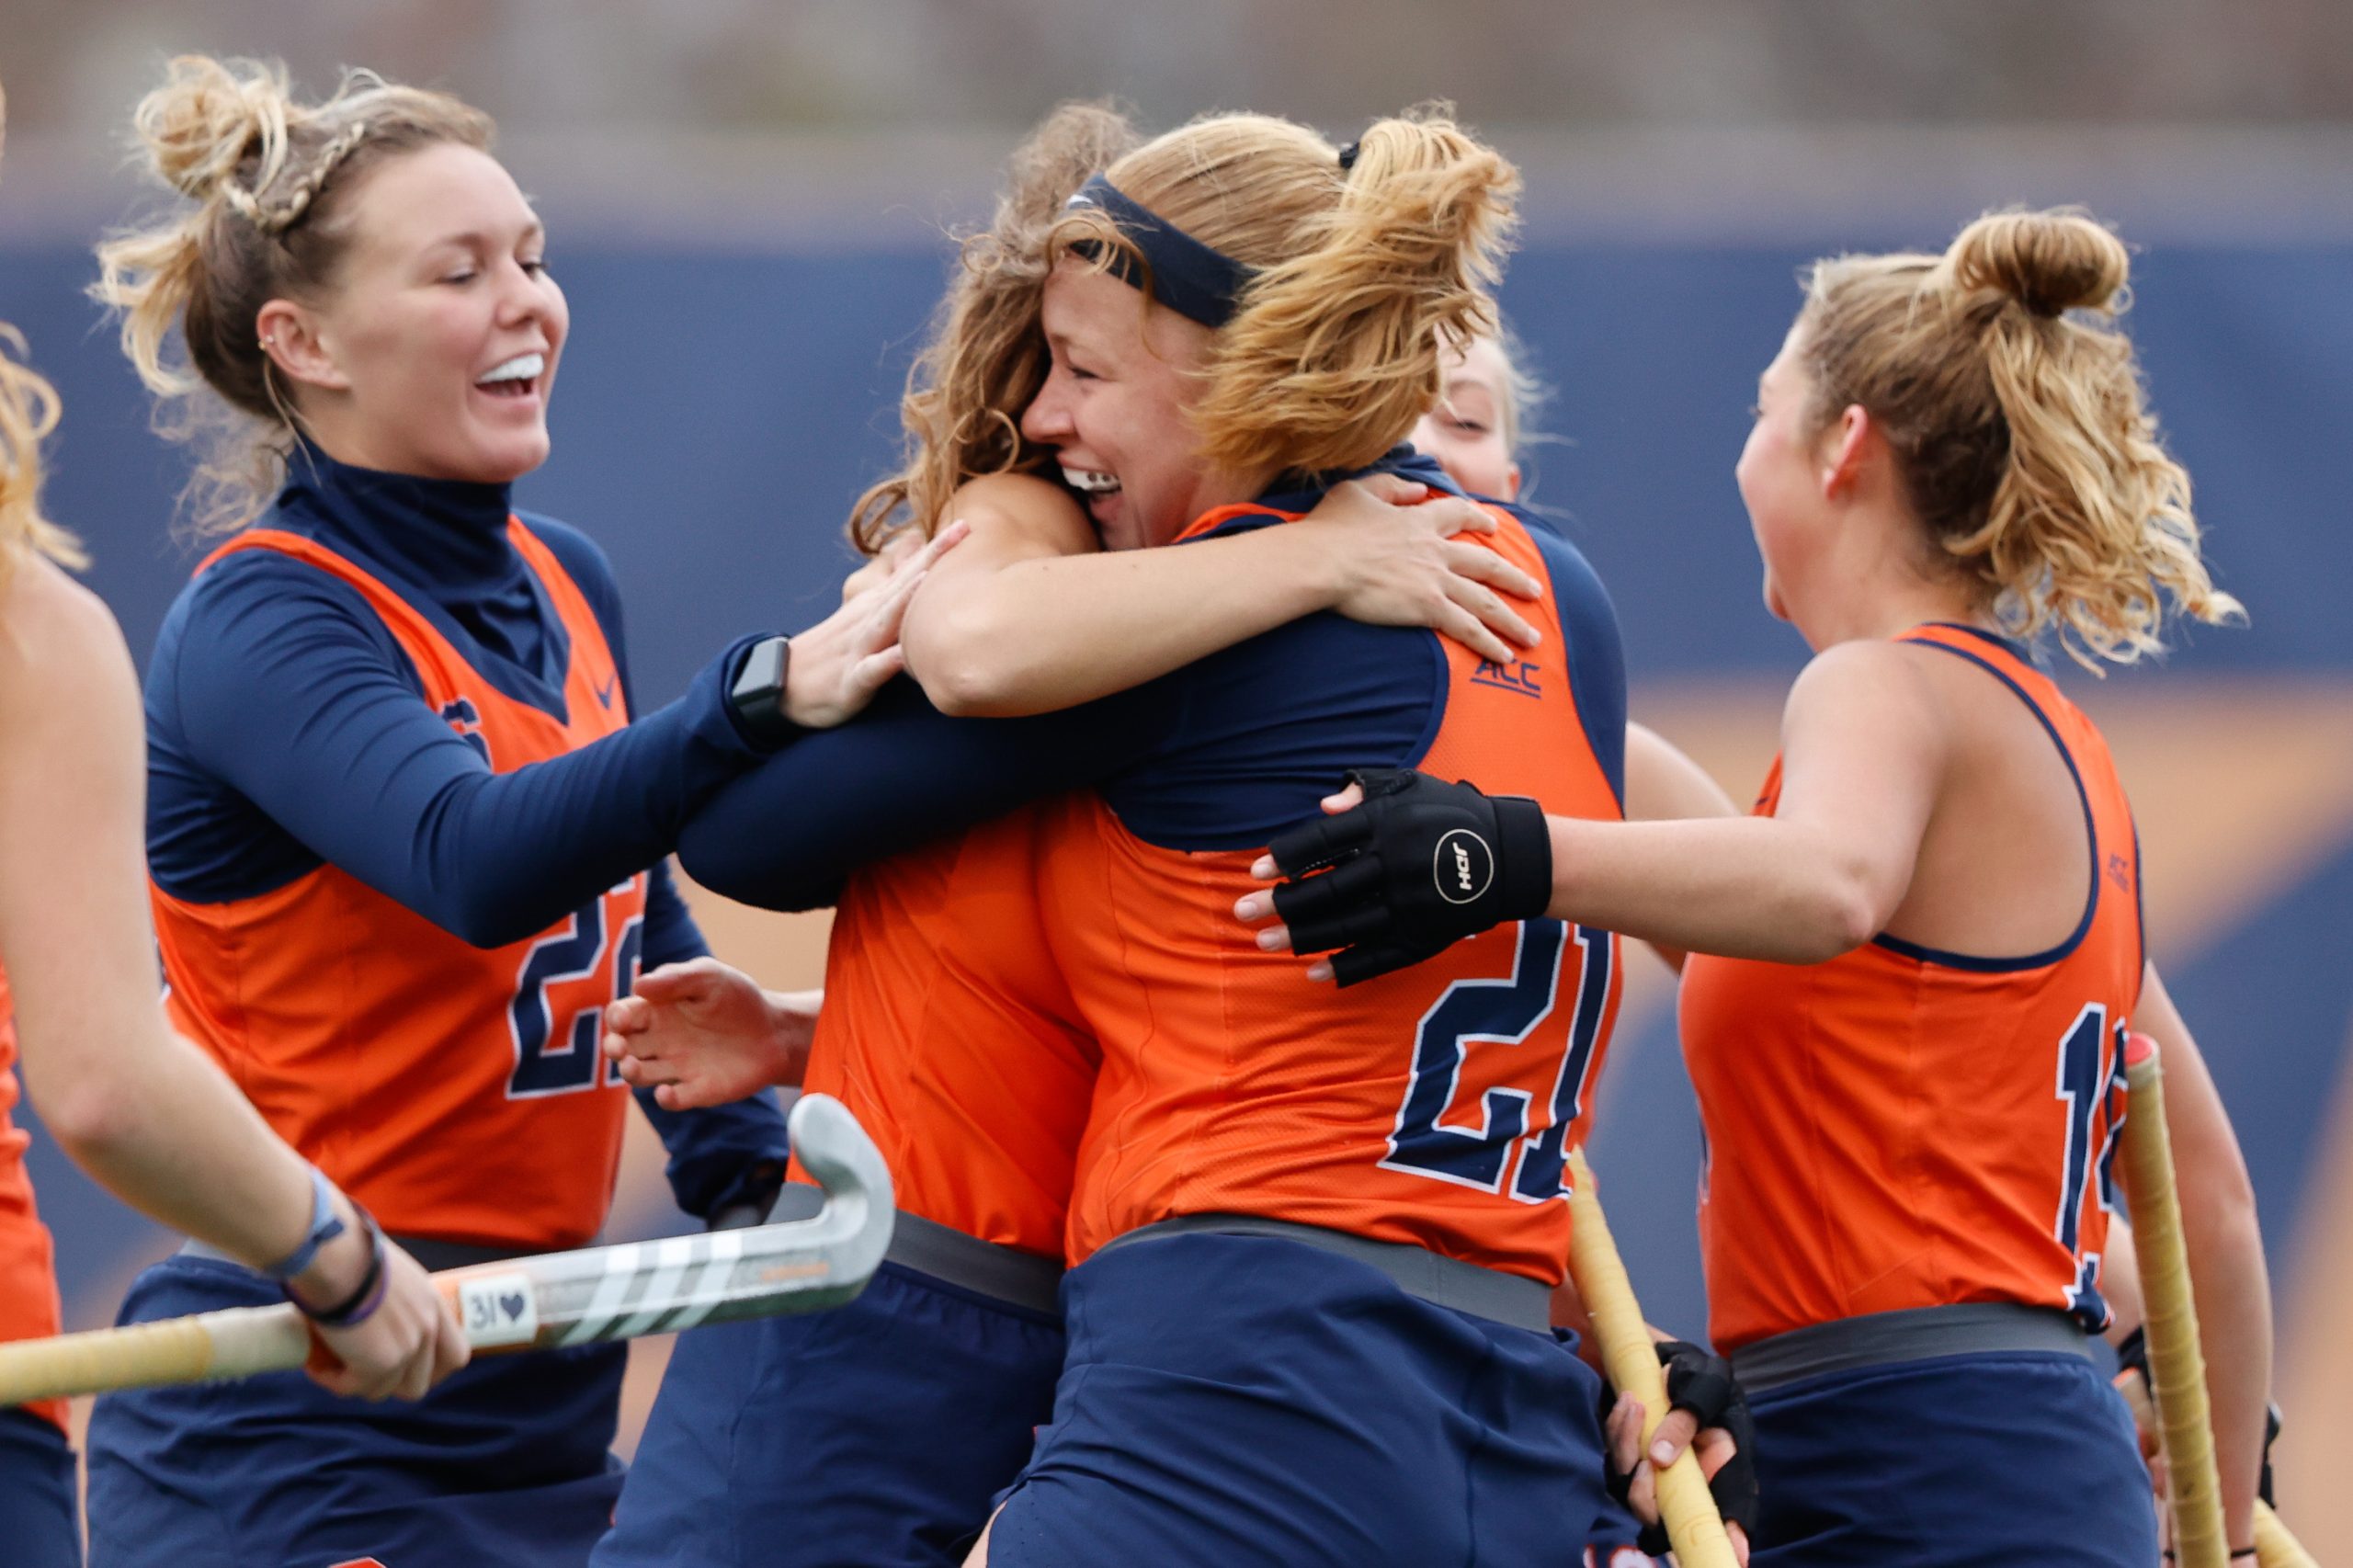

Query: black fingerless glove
left=1601, top=1340, right=1760, bottom=1555
left=1266, top=767, right=1552, bottom=987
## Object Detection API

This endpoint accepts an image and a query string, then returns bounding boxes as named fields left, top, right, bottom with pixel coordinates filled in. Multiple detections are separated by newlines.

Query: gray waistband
left=769, top=1182, right=1063, bottom=1316
left=1100, top=1214, right=1553, bottom=1334
left=1729, top=1302, right=2094, bottom=1395
left=180, top=1233, right=538, bottom=1276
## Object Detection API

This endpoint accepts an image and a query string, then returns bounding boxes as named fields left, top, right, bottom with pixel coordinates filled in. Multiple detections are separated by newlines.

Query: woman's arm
left=163, top=536, right=937, bottom=949
left=0, top=560, right=462, bottom=1398
left=677, top=674, right=1176, bottom=910
left=1620, top=722, right=1740, bottom=973
left=899, top=472, right=1542, bottom=718
left=1543, top=642, right=1948, bottom=962
left=1238, top=641, right=1949, bottom=977
left=2134, top=964, right=2272, bottom=1551
left=163, top=563, right=771, bottom=946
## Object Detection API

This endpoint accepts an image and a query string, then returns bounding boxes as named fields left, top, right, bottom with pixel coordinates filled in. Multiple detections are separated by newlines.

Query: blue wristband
left=260, top=1165, right=347, bottom=1282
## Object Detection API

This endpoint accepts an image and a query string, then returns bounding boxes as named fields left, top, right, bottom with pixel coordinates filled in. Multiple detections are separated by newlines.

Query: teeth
left=1061, top=466, right=1120, bottom=494
left=479, top=353, right=544, bottom=385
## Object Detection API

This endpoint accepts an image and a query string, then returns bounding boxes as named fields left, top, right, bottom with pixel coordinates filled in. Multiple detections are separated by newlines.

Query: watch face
left=743, top=637, right=788, bottom=695
left=731, top=637, right=792, bottom=738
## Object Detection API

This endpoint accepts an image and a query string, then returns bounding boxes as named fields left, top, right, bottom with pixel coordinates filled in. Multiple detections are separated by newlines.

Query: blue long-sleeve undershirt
left=149, top=558, right=768, bottom=950
left=144, top=448, right=790, bottom=1219
left=677, top=674, right=1176, bottom=910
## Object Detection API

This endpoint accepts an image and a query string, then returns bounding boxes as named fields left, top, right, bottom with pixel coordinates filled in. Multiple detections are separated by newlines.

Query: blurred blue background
left=2, top=0, right=2348, bottom=1532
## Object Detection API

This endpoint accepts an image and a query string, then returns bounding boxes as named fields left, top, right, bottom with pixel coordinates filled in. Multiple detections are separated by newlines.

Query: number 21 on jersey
left=1382, top=918, right=1616, bottom=1202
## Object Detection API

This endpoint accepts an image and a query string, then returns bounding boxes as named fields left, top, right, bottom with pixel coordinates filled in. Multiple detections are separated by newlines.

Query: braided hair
left=92, top=57, right=493, bottom=533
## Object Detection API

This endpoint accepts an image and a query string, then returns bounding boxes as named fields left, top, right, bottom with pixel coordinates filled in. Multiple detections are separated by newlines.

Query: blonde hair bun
left=1947, top=208, right=2130, bottom=320
left=94, top=55, right=493, bottom=534
left=131, top=56, right=296, bottom=210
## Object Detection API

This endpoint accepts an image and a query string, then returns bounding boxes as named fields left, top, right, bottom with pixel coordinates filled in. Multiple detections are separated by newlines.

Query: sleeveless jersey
left=152, top=522, right=647, bottom=1250
left=0, top=970, right=64, bottom=1430
left=1045, top=503, right=1626, bottom=1284
left=1680, top=623, right=2143, bottom=1349
left=788, top=803, right=1096, bottom=1256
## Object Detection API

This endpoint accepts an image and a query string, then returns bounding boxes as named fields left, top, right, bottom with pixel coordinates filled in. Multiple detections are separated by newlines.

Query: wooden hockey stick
left=1567, top=1146, right=1738, bottom=1568
left=2120, top=1032, right=2231, bottom=1568
left=2116, top=1033, right=2311, bottom=1568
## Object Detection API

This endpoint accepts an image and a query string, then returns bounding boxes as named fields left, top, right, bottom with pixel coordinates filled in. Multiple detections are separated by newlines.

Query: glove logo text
left=1433, top=828, right=1495, bottom=905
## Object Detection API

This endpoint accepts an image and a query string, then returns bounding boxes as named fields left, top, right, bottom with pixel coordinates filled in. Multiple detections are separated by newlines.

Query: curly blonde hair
left=1799, top=207, right=2241, bottom=668
left=91, top=56, right=493, bottom=535
left=852, top=102, right=1519, bottom=551
left=849, top=101, right=1141, bottom=553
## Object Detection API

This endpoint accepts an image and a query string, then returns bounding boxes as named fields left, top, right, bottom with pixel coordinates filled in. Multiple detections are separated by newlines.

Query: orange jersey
left=789, top=803, right=1096, bottom=1256
left=1681, top=623, right=2143, bottom=1349
left=152, top=523, right=646, bottom=1250
left=0, top=970, right=64, bottom=1430
left=1043, top=497, right=1628, bottom=1285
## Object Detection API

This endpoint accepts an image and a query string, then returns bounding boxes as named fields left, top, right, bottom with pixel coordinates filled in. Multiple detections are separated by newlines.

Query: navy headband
left=1063, top=175, right=1256, bottom=328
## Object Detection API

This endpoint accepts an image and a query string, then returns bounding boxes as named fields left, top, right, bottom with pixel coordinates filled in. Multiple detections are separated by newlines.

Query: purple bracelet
left=285, top=1203, right=390, bottom=1330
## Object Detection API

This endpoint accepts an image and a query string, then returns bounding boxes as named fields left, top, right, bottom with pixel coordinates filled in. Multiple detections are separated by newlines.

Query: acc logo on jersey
left=1432, top=828, right=1495, bottom=904
left=1470, top=657, right=1542, bottom=698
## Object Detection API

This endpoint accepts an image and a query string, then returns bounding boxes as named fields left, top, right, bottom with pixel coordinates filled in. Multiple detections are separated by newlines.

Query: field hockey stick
left=0, top=1091, right=892, bottom=1407
left=2251, top=1500, right=2316, bottom=1568
left=2118, top=1032, right=2231, bottom=1568
left=1566, top=1146, right=1739, bottom=1568
left=2112, top=1374, right=2313, bottom=1568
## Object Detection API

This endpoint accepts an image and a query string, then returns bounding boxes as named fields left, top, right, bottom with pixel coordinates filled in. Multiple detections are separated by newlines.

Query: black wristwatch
left=728, top=635, right=795, bottom=745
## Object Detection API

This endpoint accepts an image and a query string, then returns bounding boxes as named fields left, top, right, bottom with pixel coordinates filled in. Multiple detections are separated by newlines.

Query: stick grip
left=2252, top=1501, right=2315, bottom=1568
left=2120, top=1036, right=2230, bottom=1568
left=0, top=1303, right=310, bottom=1406
left=1566, top=1147, right=1738, bottom=1568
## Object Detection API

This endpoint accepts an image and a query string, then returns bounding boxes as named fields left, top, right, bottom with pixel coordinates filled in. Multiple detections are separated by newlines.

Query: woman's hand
left=837, top=528, right=925, bottom=605
left=1603, top=1391, right=1754, bottom=1567
left=290, top=1199, right=470, bottom=1402
left=603, top=958, right=818, bottom=1110
left=782, top=520, right=969, bottom=729
left=1295, top=474, right=1544, bottom=666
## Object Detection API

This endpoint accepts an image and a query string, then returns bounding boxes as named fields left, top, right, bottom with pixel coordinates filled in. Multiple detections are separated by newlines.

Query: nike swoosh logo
left=596, top=674, right=617, bottom=710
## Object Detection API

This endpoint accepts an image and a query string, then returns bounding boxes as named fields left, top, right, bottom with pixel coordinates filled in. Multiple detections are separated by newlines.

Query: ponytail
left=1799, top=207, right=2240, bottom=667
left=1191, top=109, right=1519, bottom=476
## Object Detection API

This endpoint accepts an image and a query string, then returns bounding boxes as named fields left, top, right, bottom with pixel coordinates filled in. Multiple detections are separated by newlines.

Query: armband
left=284, top=1202, right=390, bottom=1330
left=258, top=1165, right=347, bottom=1282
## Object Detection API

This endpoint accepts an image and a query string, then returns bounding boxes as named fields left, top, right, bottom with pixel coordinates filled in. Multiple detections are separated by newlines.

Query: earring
left=258, top=336, right=275, bottom=350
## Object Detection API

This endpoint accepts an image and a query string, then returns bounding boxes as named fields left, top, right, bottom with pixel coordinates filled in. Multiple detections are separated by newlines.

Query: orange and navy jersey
left=1040, top=478, right=1628, bottom=1284
left=1680, top=623, right=2143, bottom=1349
left=0, top=970, right=65, bottom=1431
left=152, top=522, right=646, bottom=1250
left=788, top=802, right=1097, bottom=1257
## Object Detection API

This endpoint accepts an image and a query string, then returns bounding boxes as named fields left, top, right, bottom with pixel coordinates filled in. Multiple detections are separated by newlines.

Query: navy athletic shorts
left=984, top=1231, right=1620, bottom=1568
left=0, top=1404, right=80, bottom=1567
left=1747, top=1349, right=2159, bottom=1566
left=85, top=1253, right=625, bottom=1568
left=593, top=1258, right=1064, bottom=1568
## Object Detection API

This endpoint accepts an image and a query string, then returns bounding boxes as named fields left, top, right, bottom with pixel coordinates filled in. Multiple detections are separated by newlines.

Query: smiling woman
left=71, top=55, right=947, bottom=1568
